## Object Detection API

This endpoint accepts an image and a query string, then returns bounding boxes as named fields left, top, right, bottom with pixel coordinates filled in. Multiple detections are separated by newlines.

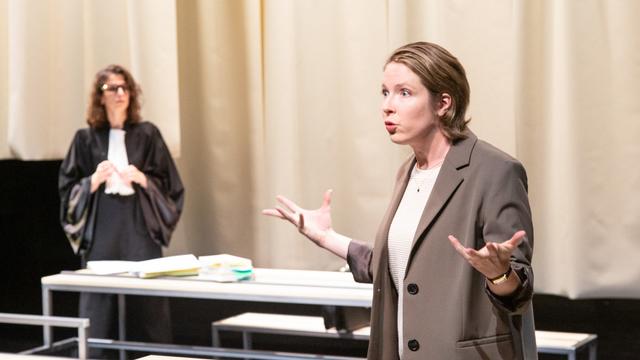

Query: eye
left=401, top=88, right=411, bottom=96
left=381, top=89, right=389, bottom=97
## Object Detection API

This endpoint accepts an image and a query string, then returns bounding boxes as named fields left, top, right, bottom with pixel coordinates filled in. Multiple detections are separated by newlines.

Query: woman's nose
left=116, top=87, right=125, bottom=96
left=382, top=97, right=394, bottom=115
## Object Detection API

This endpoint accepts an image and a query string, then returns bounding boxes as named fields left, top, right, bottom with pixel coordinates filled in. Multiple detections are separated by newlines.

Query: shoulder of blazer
left=471, top=138, right=525, bottom=172
left=446, top=131, right=478, bottom=170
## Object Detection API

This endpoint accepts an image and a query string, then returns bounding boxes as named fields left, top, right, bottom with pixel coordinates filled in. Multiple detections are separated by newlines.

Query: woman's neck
left=107, top=111, right=127, bottom=129
left=412, top=131, right=451, bottom=170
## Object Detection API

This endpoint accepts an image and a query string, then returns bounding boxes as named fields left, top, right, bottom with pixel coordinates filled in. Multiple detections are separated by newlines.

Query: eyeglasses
left=101, top=83, right=130, bottom=93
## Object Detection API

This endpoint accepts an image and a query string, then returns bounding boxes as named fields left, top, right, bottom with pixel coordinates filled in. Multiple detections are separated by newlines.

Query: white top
left=105, top=128, right=135, bottom=196
left=387, top=163, right=441, bottom=358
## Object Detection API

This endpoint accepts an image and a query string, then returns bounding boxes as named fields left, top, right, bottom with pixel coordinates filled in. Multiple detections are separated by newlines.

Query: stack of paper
left=86, top=260, right=138, bottom=275
left=134, top=254, right=201, bottom=278
left=87, top=254, right=201, bottom=278
left=86, top=253, right=254, bottom=282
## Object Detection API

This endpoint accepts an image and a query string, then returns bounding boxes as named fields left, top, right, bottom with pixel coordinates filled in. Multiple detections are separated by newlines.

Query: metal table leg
left=118, top=294, right=127, bottom=360
left=588, top=341, right=597, bottom=360
left=41, top=286, right=52, bottom=347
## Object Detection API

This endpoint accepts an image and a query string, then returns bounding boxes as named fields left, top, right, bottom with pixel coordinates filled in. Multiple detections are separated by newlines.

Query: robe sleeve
left=138, top=123, right=185, bottom=247
left=58, top=130, right=96, bottom=254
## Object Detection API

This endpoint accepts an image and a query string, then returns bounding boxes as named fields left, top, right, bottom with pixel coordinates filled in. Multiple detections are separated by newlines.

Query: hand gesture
left=448, top=230, right=525, bottom=281
left=262, top=190, right=334, bottom=247
left=91, top=160, right=116, bottom=192
left=120, top=165, right=148, bottom=188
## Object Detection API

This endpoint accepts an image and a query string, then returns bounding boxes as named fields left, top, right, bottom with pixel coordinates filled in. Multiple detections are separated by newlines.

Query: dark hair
left=86, top=64, right=142, bottom=128
left=386, top=42, right=470, bottom=141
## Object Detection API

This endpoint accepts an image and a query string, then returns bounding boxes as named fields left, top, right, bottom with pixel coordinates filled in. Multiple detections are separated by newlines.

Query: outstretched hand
left=262, top=189, right=334, bottom=246
left=448, top=230, right=525, bottom=281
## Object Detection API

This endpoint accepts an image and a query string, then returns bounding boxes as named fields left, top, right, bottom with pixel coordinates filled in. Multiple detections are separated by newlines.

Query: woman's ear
left=436, top=93, right=452, bottom=117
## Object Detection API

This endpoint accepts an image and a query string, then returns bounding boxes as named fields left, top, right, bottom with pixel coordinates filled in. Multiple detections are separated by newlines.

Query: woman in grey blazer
left=264, top=42, right=536, bottom=360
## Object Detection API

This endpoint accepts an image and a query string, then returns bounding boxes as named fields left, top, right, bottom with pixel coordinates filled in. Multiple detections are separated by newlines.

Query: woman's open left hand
left=448, top=230, right=525, bottom=280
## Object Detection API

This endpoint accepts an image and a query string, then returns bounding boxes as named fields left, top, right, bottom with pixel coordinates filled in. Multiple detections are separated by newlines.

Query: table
left=42, top=269, right=596, bottom=360
left=41, top=268, right=372, bottom=359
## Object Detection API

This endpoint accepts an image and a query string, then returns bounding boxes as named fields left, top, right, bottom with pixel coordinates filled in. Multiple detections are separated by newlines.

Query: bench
left=0, top=312, right=90, bottom=359
left=212, top=312, right=597, bottom=360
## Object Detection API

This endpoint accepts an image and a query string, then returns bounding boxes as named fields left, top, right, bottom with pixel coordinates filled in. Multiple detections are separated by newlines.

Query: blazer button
left=408, top=339, right=420, bottom=351
left=407, top=283, right=419, bottom=295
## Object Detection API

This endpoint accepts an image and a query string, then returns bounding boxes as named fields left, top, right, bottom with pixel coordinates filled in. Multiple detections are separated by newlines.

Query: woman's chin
left=388, top=133, right=406, bottom=145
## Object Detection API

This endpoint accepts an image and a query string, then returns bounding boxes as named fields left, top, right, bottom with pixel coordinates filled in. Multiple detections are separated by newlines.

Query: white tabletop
left=41, top=268, right=373, bottom=307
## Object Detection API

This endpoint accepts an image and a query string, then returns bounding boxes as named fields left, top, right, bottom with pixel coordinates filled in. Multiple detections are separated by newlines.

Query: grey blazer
left=347, top=132, right=537, bottom=360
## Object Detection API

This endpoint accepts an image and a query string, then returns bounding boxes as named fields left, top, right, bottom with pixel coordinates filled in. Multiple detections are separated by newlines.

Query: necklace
left=411, top=161, right=443, bottom=192
left=410, top=174, right=431, bottom=193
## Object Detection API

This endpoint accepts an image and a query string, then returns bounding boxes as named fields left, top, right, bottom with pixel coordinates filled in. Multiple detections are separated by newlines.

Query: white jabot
left=105, top=129, right=135, bottom=196
left=388, top=163, right=441, bottom=358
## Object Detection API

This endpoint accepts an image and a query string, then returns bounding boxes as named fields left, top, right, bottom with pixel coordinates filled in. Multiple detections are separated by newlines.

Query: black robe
left=59, top=121, right=184, bottom=254
left=58, top=121, right=184, bottom=354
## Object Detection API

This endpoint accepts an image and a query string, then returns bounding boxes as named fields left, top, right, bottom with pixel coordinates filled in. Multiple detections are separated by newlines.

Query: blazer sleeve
left=481, top=159, right=534, bottom=314
left=347, top=240, right=374, bottom=283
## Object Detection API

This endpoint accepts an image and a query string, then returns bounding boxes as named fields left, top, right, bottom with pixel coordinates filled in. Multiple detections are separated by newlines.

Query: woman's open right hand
left=262, top=189, right=334, bottom=247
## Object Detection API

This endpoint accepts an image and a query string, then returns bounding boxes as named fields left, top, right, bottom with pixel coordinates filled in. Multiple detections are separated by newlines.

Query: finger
left=128, top=165, right=140, bottom=177
left=102, top=161, right=115, bottom=171
left=485, top=242, right=501, bottom=259
left=298, top=213, right=305, bottom=231
left=276, top=195, right=301, bottom=213
left=321, top=189, right=333, bottom=208
left=275, top=207, right=298, bottom=225
left=504, top=230, right=526, bottom=250
left=261, top=209, right=285, bottom=219
left=464, top=247, right=481, bottom=259
left=448, top=235, right=470, bottom=259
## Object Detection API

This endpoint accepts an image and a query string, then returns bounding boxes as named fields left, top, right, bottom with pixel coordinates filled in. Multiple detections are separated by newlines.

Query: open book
left=87, top=254, right=201, bottom=278
left=87, top=254, right=253, bottom=281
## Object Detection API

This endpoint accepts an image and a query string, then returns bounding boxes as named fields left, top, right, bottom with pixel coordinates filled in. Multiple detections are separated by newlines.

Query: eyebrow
left=381, top=82, right=415, bottom=89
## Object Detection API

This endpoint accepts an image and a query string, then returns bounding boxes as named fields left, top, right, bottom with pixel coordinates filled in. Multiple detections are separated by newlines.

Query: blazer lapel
left=406, top=132, right=477, bottom=274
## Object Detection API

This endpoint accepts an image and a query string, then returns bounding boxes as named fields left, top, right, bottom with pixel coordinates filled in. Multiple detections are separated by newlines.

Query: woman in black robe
left=59, top=64, right=184, bottom=357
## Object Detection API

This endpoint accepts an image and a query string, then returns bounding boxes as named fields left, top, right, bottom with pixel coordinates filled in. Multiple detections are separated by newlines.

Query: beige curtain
left=0, top=0, right=8, bottom=158
left=1, top=0, right=639, bottom=299
left=1, top=0, right=180, bottom=159
left=514, top=0, right=640, bottom=298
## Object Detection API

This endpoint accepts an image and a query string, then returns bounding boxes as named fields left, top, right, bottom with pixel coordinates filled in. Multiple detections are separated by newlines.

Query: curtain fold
left=3, top=0, right=180, bottom=160
left=515, top=0, right=640, bottom=298
left=2, top=0, right=640, bottom=298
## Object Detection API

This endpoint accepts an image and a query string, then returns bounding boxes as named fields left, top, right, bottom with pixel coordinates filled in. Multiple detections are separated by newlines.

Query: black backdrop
left=0, top=159, right=638, bottom=359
